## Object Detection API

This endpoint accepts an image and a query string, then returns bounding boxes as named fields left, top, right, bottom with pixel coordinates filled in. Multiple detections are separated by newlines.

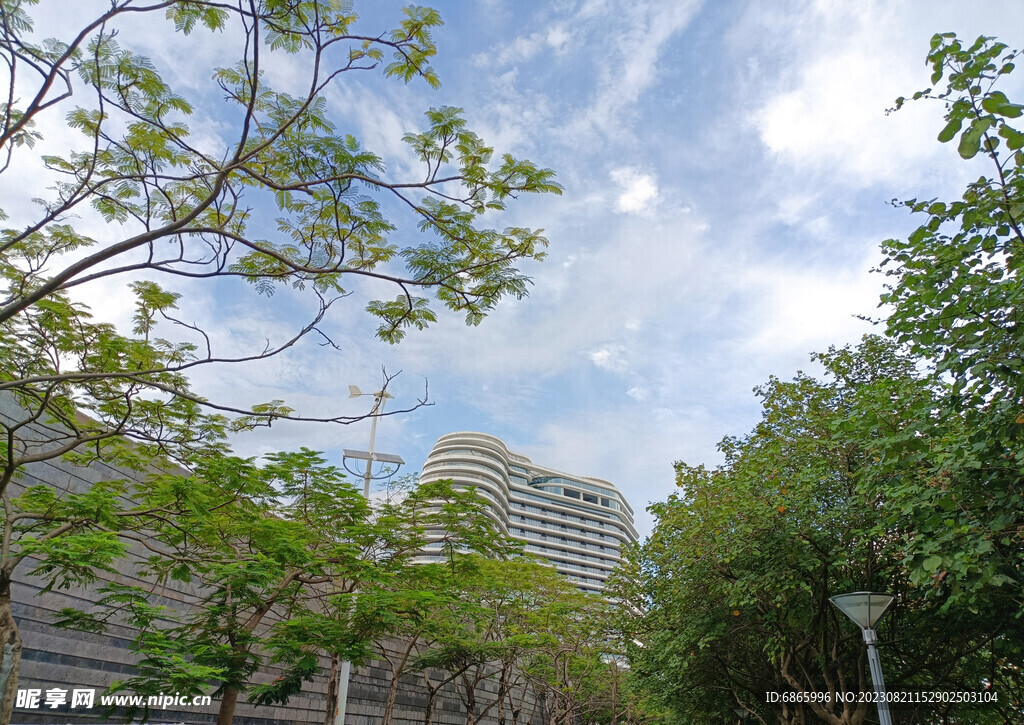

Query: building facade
left=419, top=432, right=638, bottom=594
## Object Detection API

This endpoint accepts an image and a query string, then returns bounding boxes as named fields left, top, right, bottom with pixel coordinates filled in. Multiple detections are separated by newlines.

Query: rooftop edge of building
left=427, top=431, right=637, bottom=531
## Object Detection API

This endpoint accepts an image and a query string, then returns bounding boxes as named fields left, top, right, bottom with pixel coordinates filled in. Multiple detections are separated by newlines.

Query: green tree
left=349, top=486, right=518, bottom=725
left=56, top=450, right=370, bottom=725
left=516, top=576, right=612, bottom=725
left=399, top=554, right=552, bottom=725
left=58, top=461, right=507, bottom=725
left=411, top=554, right=618, bottom=725
left=0, top=0, right=560, bottom=717
left=883, top=33, right=1024, bottom=616
left=621, top=338, right=1015, bottom=725
left=443, top=557, right=557, bottom=725
left=0, top=324, right=231, bottom=723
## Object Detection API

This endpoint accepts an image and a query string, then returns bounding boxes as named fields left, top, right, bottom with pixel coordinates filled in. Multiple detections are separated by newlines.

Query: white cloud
left=546, top=25, right=571, bottom=53
left=589, top=344, right=630, bottom=373
left=493, top=32, right=547, bottom=66
left=752, top=45, right=938, bottom=186
left=325, top=84, right=422, bottom=179
left=626, top=386, right=649, bottom=401
left=610, top=168, right=659, bottom=214
left=475, top=0, right=702, bottom=146
left=480, top=23, right=573, bottom=68
left=739, top=254, right=883, bottom=357
left=565, top=0, right=703, bottom=141
left=471, top=68, right=553, bottom=155
left=742, top=0, right=1024, bottom=190
left=384, top=198, right=709, bottom=386
left=776, top=194, right=818, bottom=225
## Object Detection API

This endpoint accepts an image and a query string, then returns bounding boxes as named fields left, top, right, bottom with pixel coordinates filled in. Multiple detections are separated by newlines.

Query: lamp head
left=829, top=592, right=895, bottom=630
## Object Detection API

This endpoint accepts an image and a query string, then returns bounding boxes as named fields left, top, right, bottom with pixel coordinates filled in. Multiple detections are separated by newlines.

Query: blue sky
left=9, top=0, right=1024, bottom=537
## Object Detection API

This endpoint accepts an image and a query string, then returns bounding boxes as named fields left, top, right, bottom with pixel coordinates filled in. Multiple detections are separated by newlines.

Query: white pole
left=336, top=390, right=386, bottom=724
left=863, top=628, right=893, bottom=725
left=363, top=393, right=385, bottom=497
left=332, top=659, right=351, bottom=725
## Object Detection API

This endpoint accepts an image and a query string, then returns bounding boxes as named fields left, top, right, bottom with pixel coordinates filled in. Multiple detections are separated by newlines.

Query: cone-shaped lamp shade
left=829, top=592, right=895, bottom=629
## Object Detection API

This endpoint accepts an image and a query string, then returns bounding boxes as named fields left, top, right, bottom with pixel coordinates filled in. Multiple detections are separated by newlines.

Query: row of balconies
left=428, top=445, right=630, bottom=515
left=422, top=465, right=629, bottom=543
left=508, top=519, right=620, bottom=554
left=521, top=544, right=616, bottom=571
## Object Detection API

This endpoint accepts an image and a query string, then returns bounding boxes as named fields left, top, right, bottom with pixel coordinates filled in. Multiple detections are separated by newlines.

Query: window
left=533, top=476, right=614, bottom=496
left=564, top=489, right=580, bottom=499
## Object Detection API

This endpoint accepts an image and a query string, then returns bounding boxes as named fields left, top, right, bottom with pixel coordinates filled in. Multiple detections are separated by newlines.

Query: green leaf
left=958, top=120, right=987, bottom=159
left=938, top=117, right=962, bottom=143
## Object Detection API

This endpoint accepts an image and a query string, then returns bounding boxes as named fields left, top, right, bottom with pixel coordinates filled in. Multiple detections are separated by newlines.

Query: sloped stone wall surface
left=3, top=398, right=543, bottom=725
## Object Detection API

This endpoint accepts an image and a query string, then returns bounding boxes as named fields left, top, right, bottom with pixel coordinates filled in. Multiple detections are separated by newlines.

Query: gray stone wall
left=3, top=398, right=542, bottom=725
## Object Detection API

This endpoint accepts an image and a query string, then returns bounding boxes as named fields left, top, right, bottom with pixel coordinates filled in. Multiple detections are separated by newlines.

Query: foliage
left=619, top=337, right=1018, bottom=725
left=54, top=459, right=509, bottom=724
left=0, top=0, right=561, bottom=353
left=883, top=34, right=1024, bottom=613
left=405, top=553, right=638, bottom=725
left=52, top=450, right=362, bottom=722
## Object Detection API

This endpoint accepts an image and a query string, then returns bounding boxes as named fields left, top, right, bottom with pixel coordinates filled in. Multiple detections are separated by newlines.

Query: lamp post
left=332, top=383, right=405, bottom=725
left=829, top=591, right=895, bottom=725
left=344, top=385, right=399, bottom=497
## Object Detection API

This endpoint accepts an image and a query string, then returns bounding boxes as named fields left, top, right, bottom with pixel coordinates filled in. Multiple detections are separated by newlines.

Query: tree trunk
left=0, top=573, right=23, bottom=725
left=479, top=664, right=509, bottom=725
left=382, top=668, right=402, bottom=725
left=609, top=664, right=618, bottom=725
left=422, top=665, right=467, bottom=725
left=519, top=682, right=541, bottom=725
left=507, top=686, right=521, bottom=725
left=216, top=684, right=239, bottom=725
left=324, top=653, right=339, bottom=725
left=497, top=679, right=506, bottom=725
left=462, top=671, right=477, bottom=725
left=380, top=636, right=418, bottom=725
left=422, top=680, right=437, bottom=725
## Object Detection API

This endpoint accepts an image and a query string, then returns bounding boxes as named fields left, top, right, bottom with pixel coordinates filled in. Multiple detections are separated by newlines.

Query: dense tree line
left=615, top=34, right=1024, bottom=725
left=47, top=455, right=646, bottom=725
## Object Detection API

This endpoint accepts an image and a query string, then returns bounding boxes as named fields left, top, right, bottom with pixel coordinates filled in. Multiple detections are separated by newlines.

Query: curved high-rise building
left=420, top=432, right=638, bottom=595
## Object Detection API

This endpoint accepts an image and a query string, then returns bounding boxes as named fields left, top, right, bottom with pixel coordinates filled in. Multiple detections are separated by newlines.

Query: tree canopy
left=618, top=337, right=1019, bottom=724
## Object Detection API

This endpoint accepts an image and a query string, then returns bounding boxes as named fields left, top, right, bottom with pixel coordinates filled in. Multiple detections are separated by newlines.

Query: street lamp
left=342, top=385, right=403, bottom=497
left=829, top=591, right=896, bottom=725
left=332, top=383, right=405, bottom=725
